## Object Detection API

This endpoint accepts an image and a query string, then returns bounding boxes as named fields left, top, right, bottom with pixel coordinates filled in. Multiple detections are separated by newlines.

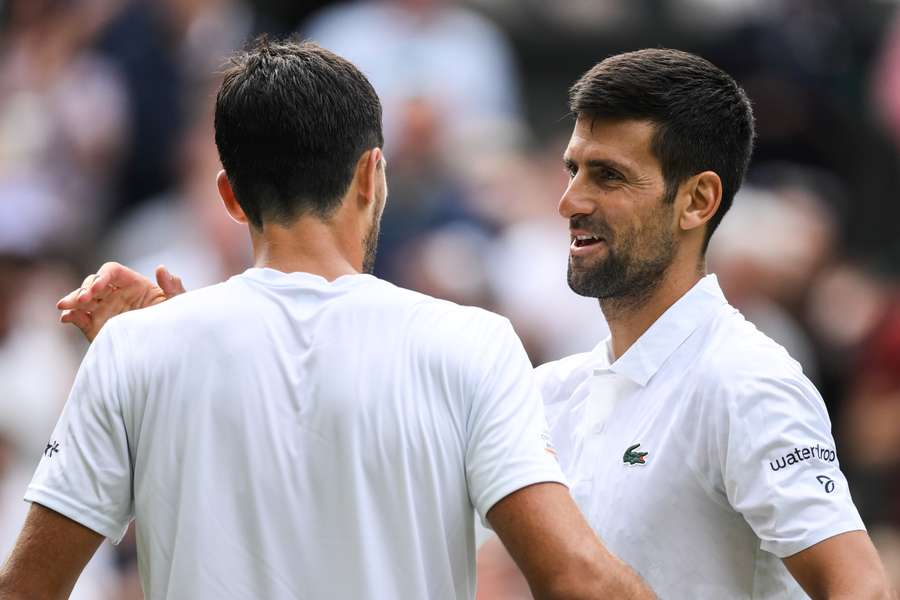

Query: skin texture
left=782, top=531, right=896, bottom=600
left=0, top=504, right=102, bottom=600
left=486, top=483, right=652, bottom=600
left=9, top=145, right=658, bottom=599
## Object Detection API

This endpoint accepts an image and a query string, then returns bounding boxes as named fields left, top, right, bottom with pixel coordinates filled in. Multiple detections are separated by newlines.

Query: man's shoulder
left=376, top=282, right=513, bottom=337
left=110, top=279, right=239, bottom=331
left=700, top=308, right=804, bottom=380
left=692, top=306, right=821, bottom=412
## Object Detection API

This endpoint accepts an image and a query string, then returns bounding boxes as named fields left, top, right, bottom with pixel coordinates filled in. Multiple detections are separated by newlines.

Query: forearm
left=810, top=581, right=895, bottom=600
left=535, top=546, right=655, bottom=600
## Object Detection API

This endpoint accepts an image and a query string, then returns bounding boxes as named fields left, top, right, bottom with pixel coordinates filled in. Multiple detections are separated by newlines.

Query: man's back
left=26, top=268, right=564, bottom=599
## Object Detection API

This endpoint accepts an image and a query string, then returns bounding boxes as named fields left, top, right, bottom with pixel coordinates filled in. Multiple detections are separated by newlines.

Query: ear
left=216, top=170, right=249, bottom=225
left=354, top=148, right=383, bottom=209
left=679, top=171, right=722, bottom=234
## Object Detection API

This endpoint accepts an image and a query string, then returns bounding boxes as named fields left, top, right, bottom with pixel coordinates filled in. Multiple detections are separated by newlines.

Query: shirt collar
left=594, top=274, right=728, bottom=387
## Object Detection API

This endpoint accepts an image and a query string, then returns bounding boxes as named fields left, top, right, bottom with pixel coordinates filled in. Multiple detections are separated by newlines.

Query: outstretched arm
left=57, top=262, right=186, bottom=341
left=488, top=483, right=654, bottom=600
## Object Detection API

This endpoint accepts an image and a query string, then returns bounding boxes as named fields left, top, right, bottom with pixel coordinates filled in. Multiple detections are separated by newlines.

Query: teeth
left=575, top=234, right=599, bottom=241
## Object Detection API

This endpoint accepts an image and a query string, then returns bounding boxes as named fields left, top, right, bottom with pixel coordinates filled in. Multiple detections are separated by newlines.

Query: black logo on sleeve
left=769, top=444, right=836, bottom=472
left=816, top=475, right=836, bottom=493
left=43, top=441, right=59, bottom=458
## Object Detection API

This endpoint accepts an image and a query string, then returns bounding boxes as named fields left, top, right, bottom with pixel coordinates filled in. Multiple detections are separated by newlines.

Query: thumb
left=155, top=265, right=187, bottom=298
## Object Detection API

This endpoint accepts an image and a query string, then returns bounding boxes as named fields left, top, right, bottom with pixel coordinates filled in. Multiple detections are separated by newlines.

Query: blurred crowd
left=1, top=0, right=899, bottom=597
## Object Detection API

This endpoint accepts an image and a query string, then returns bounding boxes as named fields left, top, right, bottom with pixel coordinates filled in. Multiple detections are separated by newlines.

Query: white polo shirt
left=26, top=267, right=565, bottom=600
left=536, top=274, right=865, bottom=599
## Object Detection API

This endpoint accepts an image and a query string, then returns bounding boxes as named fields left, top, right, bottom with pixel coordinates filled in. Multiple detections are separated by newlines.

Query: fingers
left=155, top=265, right=186, bottom=297
left=57, top=285, right=105, bottom=312
left=81, top=262, right=131, bottom=302
left=57, top=286, right=84, bottom=310
left=59, top=309, right=96, bottom=341
left=57, top=262, right=146, bottom=310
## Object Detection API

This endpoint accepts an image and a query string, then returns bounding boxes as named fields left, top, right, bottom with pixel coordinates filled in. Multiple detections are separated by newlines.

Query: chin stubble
left=567, top=215, right=677, bottom=308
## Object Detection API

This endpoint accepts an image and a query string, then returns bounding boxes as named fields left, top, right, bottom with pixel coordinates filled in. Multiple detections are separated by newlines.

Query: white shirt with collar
left=536, top=274, right=865, bottom=599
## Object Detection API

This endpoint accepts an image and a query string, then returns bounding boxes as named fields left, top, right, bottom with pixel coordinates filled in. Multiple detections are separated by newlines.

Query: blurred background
left=1, top=0, right=899, bottom=596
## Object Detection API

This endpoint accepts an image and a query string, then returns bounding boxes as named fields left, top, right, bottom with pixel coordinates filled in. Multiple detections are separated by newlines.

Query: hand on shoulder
left=57, top=262, right=186, bottom=342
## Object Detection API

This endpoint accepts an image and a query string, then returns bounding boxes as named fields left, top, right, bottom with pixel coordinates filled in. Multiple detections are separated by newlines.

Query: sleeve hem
left=476, top=472, right=569, bottom=530
left=762, top=519, right=867, bottom=558
left=24, top=485, right=130, bottom=544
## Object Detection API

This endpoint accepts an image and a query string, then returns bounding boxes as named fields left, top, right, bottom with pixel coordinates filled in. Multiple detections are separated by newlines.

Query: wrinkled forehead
left=564, top=117, right=660, bottom=171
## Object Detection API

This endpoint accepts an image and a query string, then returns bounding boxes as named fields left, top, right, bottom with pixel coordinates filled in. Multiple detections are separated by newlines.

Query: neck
left=250, top=214, right=362, bottom=281
left=602, top=257, right=706, bottom=360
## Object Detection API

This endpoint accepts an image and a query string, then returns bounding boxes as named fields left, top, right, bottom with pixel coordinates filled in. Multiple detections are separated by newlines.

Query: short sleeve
left=719, top=372, right=865, bottom=558
left=464, top=317, right=567, bottom=528
left=24, top=321, right=135, bottom=544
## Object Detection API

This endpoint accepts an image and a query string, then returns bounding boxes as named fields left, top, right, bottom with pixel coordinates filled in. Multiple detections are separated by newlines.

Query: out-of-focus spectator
left=806, top=262, right=900, bottom=585
left=0, top=257, right=118, bottom=599
left=103, top=95, right=250, bottom=287
left=0, top=0, right=129, bottom=255
left=374, top=96, right=488, bottom=283
left=95, top=0, right=252, bottom=221
left=304, top=0, right=524, bottom=152
left=708, top=170, right=838, bottom=384
left=471, top=143, right=610, bottom=364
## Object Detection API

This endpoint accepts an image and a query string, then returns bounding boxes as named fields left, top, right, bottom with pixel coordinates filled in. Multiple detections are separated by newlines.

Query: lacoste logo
left=44, top=441, right=59, bottom=458
left=623, top=443, right=648, bottom=466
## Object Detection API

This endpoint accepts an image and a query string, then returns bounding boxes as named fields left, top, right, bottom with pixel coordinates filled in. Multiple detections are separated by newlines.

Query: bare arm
left=477, top=535, right=530, bottom=599
left=487, top=482, right=654, bottom=600
left=57, top=262, right=186, bottom=341
left=782, top=530, right=895, bottom=600
left=0, top=504, right=104, bottom=600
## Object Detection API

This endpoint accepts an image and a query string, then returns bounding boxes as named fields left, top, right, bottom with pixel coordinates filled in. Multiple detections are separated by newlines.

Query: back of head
left=569, top=48, right=755, bottom=249
left=214, top=37, right=384, bottom=229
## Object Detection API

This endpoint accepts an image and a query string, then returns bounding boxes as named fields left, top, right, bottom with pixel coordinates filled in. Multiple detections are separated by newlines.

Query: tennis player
left=479, top=49, right=893, bottom=599
left=46, top=48, right=894, bottom=599
left=0, top=39, right=652, bottom=600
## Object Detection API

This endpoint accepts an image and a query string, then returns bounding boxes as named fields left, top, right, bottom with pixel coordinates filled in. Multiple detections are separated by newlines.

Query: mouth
left=570, top=233, right=607, bottom=257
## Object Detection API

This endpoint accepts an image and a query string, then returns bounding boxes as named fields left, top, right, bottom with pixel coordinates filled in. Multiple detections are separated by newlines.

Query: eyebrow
left=563, top=156, right=634, bottom=177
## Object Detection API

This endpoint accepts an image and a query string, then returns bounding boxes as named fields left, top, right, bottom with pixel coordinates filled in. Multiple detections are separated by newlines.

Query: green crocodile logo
left=623, top=443, right=648, bottom=466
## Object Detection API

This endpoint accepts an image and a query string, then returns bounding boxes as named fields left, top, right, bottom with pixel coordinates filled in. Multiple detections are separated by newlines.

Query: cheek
left=617, top=204, right=667, bottom=247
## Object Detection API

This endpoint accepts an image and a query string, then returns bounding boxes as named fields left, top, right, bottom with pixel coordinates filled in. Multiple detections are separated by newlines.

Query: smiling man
left=47, top=49, right=893, bottom=598
left=0, top=39, right=654, bottom=600
left=481, top=48, right=892, bottom=599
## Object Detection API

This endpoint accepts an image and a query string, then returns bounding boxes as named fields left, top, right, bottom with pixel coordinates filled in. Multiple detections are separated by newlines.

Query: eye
left=596, top=167, right=623, bottom=181
left=563, top=163, right=577, bottom=178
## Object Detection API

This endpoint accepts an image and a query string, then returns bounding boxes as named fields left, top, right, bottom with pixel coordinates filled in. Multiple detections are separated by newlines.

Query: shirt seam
left=761, top=519, right=867, bottom=558
left=24, top=484, right=129, bottom=543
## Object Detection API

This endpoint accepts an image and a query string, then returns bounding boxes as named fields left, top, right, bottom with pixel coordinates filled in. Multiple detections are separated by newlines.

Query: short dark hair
left=214, top=37, right=383, bottom=228
left=569, top=48, right=755, bottom=249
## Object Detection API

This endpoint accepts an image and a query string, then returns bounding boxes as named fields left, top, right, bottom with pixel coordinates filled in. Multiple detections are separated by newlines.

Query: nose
left=558, top=176, right=596, bottom=220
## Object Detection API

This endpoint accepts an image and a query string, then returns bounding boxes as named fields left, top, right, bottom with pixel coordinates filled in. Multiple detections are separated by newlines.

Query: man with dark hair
left=479, top=48, right=892, bottom=598
left=0, top=39, right=653, bottom=599
left=41, top=47, right=894, bottom=597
